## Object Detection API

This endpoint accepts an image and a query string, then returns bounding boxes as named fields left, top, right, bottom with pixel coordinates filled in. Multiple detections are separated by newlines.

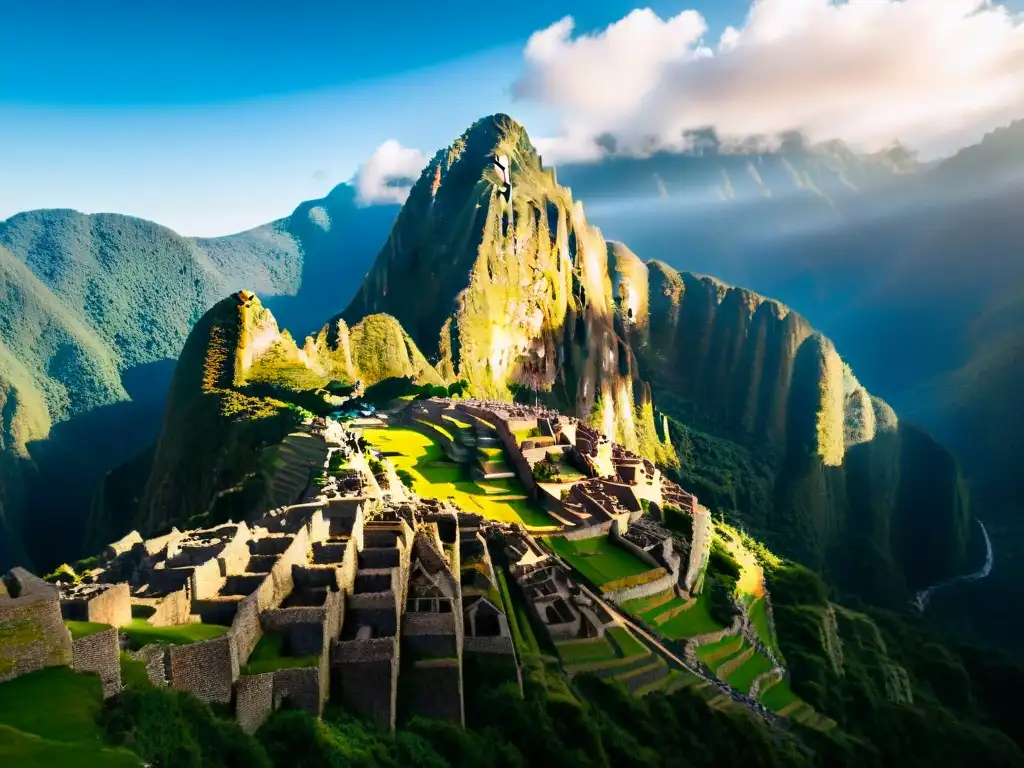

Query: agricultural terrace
left=622, top=589, right=725, bottom=640
left=0, top=668, right=140, bottom=767
left=545, top=535, right=654, bottom=588
left=361, top=426, right=557, bottom=529
left=695, top=634, right=773, bottom=694
left=716, top=523, right=782, bottom=655
left=121, top=618, right=230, bottom=649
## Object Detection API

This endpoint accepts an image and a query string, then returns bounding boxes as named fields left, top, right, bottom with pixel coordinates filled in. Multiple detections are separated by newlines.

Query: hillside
left=341, top=115, right=971, bottom=604
left=610, top=253, right=970, bottom=599
left=556, top=131, right=917, bottom=205
left=0, top=189, right=396, bottom=571
left=342, top=114, right=666, bottom=456
left=130, top=292, right=441, bottom=536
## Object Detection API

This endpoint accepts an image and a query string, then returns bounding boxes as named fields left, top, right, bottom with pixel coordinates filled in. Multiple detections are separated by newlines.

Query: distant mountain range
left=1, top=118, right=1021, bottom=644
left=0, top=189, right=397, bottom=567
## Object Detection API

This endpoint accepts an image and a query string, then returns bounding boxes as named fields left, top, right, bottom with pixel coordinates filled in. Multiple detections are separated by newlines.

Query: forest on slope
left=0, top=188, right=397, bottom=571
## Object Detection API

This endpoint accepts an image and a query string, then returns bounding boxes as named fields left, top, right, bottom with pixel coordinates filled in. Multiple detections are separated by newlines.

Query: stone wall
left=169, top=634, right=238, bottom=703
left=0, top=569, right=73, bottom=683
left=456, top=404, right=537, bottom=492
left=72, top=627, right=121, bottom=697
left=192, top=557, right=226, bottom=600
left=129, top=645, right=169, bottom=686
left=603, top=571, right=678, bottom=603
left=147, top=588, right=192, bottom=627
left=87, top=583, right=132, bottom=627
left=331, top=636, right=398, bottom=731
left=231, top=593, right=263, bottom=669
left=106, top=530, right=143, bottom=559
left=406, top=660, right=464, bottom=725
left=610, top=520, right=663, bottom=570
left=273, top=663, right=324, bottom=716
left=235, top=672, right=274, bottom=734
left=560, top=521, right=612, bottom=541
left=463, top=635, right=515, bottom=655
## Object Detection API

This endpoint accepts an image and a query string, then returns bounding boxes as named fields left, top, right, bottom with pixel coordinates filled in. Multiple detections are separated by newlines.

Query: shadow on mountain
left=262, top=184, right=400, bottom=338
left=22, top=359, right=176, bottom=571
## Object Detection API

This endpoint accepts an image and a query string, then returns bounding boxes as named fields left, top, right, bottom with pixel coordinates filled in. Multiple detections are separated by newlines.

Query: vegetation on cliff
left=341, top=115, right=659, bottom=461
left=613, top=252, right=971, bottom=603
left=137, top=293, right=316, bottom=534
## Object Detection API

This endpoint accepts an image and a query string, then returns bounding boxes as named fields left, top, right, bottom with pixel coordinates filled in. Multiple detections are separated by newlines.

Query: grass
left=441, top=414, right=472, bottom=430
left=496, top=568, right=539, bottom=656
left=748, top=597, right=779, bottom=657
left=696, top=634, right=746, bottom=666
left=65, top=620, right=111, bottom=640
left=555, top=637, right=619, bottom=666
left=0, top=668, right=141, bottom=767
left=606, top=626, right=647, bottom=658
left=759, top=677, right=801, bottom=711
left=545, top=535, right=652, bottom=587
left=621, top=589, right=676, bottom=616
left=416, top=418, right=454, bottom=443
left=121, top=618, right=230, bottom=649
left=241, top=634, right=319, bottom=675
left=119, top=652, right=153, bottom=690
left=723, top=648, right=774, bottom=694
left=648, top=593, right=725, bottom=640
left=362, top=427, right=556, bottom=528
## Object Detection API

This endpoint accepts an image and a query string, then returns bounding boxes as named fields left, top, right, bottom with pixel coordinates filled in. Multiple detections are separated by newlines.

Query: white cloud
left=353, top=139, right=430, bottom=205
left=513, top=1, right=1024, bottom=160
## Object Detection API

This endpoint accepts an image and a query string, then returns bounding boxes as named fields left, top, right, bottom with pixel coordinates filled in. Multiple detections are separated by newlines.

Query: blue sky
left=1, top=0, right=1022, bottom=235
left=0, top=0, right=750, bottom=235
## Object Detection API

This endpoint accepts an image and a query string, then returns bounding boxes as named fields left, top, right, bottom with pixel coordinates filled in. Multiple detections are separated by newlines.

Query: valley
left=0, top=111, right=1021, bottom=766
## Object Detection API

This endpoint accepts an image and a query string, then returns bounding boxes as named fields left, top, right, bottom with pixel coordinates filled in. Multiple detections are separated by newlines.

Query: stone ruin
left=1, top=401, right=714, bottom=728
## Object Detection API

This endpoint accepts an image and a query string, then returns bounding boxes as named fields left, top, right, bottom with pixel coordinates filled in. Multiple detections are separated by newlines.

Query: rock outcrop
left=341, top=115, right=664, bottom=457
left=612, top=256, right=971, bottom=594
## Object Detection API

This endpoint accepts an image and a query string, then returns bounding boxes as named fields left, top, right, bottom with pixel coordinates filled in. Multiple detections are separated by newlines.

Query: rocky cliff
left=138, top=292, right=308, bottom=534
left=612, top=254, right=971, bottom=595
left=342, top=114, right=668, bottom=457
left=131, top=293, right=439, bottom=537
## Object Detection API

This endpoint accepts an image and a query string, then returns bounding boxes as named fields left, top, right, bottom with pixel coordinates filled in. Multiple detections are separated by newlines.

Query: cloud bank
left=513, top=0, right=1024, bottom=161
left=354, top=139, right=430, bottom=205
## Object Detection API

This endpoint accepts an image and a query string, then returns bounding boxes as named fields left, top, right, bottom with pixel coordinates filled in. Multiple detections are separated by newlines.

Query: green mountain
left=0, top=189, right=397, bottom=570
left=342, top=115, right=666, bottom=457
left=128, top=293, right=440, bottom=537
left=342, top=114, right=970, bottom=603
left=612, top=253, right=970, bottom=599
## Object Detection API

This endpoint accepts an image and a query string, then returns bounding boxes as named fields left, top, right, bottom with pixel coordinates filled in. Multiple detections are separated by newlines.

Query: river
left=914, top=520, right=994, bottom=611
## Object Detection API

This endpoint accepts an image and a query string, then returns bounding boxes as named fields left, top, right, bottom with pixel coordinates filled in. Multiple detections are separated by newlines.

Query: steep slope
left=342, top=114, right=665, bottom=454
left=138, top=292, right=314, bottom=533
left=310, top=313, right=443, bottom=386
left=0, top=189, right=396, bottom=570
left=130, top=293, right=439, bottom=536
left=613, top=255, right=971, bottom=599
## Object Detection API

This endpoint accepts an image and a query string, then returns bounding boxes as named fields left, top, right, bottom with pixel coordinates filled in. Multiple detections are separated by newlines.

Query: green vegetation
left=0, top=667, right=140, bottom=767
left=495, top=568, right=539, bottom=656
left=242, top=634, right=319, bottom=675
left=606, top=626, right=646, bottom=657
left=546, top=535, right=653, bottom=587
left=0, top=205, right=312, bottom=571
left=555, top=637, right=619, bottom=666
left=121, top=618, right=229, bottom=649
left=65, top=620, right=111, bottom=640
left=102, top=675, right=270, bottom=768
left=362, top=427, right=555, bottom=528
left=346, top=314, right=442, bottom=387
left=749, top=597, right=779, bottom=657
left=652, top=595, right=725, bottom=639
